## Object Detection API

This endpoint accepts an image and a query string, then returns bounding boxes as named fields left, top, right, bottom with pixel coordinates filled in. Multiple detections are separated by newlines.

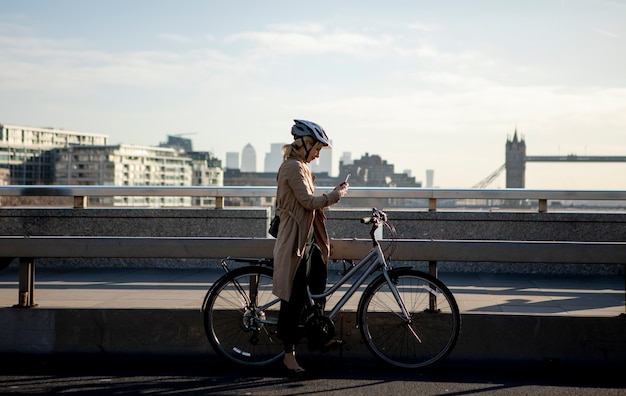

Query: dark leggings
left=277, top=244, right=327, bottom=353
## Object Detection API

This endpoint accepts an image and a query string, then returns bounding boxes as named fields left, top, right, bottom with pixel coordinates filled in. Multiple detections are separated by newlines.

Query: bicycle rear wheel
left=357, top=268, right=461, bottom=369
left=202, top=266, right=283, bottom=366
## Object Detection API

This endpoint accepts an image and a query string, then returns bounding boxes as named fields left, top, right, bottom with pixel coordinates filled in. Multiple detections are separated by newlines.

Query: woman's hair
left=282, top=135, right=320, bottom=161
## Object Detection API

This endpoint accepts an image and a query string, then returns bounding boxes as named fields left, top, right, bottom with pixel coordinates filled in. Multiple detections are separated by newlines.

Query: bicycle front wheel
left=202, top=266, right=283, bottom=366
left=357, top=268, right=461, bottom=369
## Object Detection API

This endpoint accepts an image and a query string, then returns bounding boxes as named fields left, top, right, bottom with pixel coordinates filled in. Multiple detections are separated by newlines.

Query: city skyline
left=1, top=1, right=625, bottom=189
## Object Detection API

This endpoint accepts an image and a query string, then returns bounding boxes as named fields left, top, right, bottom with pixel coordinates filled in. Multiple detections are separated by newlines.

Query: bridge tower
left=505, top=130, right=526, bottom=188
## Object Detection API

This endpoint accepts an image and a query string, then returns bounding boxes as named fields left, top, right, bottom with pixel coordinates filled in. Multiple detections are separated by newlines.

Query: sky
left=1, top=0, right=625, bottom=189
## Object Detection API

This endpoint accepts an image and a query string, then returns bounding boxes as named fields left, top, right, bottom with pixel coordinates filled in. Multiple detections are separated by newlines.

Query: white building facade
left=0, top=123, right=108, bottom=184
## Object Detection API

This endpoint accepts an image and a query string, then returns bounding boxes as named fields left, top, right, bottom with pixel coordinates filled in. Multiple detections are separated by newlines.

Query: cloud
left=1, top=11, right=625, bottom=187
left=590, top=27, right=618, bottom=39
left=0, top=21, right=32, bottom=35
left=268, top=22, right=326, bottom=34
left=408, top=22, right=442, bottom=32
left=228, top=25, right=395, bottom=58
left=0, top=30, right=244, bottom=92
left=157, top=33, right=194, bottom=43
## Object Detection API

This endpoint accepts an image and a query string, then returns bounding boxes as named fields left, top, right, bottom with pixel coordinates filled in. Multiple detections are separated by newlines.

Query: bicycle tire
left=357, top=268, right=461, bottom=369
left=202, top=266, right=283, bottom=366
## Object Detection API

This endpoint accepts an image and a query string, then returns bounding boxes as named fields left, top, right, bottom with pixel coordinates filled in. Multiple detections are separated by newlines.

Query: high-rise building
left=314, top=144, right=333, bottom=176
left=339, top=152, right=352, bottom=166
left=225, top=152, right=239, bottom=169
left=426, top=169, right=434, bottom=188
left=0, top=123, right=108, bottom=184
left=264, top=143, right=283, bottom=173
left=337, top=153, right=420, bottom=208
left=339, top=153, right=419, bottom=187
left=186, top=151, right=224, bottom=207
left=1, top=123, right=224, bottom=207
left=186, top=151, right=222, bottom=187
left=241, top=143, right=256, bottom=172
left=159, top=135, right=194, bottom=152
left=52, top=144, right=194, bottom=206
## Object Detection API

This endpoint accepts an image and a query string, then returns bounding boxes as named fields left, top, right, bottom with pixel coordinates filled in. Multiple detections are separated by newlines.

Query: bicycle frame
left=224, top=224, right=414, bottom=327
left=309, top=244, right=391, bottom=320
left=205, top=208, right=461, bottom=369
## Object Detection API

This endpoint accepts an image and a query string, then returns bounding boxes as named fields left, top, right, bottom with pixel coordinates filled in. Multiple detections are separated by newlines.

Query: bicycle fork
left=382, top=269, right=423, bottom=344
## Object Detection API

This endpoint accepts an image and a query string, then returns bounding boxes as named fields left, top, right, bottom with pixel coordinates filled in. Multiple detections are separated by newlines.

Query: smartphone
left=343, top=174, right=351, bottom=184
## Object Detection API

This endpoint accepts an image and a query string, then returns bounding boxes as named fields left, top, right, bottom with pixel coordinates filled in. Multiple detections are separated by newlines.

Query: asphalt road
left=0, top=355, right=624, bottom=395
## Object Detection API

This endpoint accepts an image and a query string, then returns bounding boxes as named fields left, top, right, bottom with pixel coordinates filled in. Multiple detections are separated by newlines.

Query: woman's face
left=305, top=142, right=324, bottom=163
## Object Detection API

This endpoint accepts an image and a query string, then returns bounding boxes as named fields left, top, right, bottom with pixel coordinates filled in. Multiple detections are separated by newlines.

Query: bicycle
left=201, top=208, right=461, bottom=369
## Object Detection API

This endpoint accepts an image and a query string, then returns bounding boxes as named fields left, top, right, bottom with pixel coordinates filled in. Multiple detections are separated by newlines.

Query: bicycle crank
left=305, top=315, right=336, bottom=350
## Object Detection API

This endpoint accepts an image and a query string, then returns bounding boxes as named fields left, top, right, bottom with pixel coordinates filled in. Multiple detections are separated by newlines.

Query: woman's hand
left=334, top=182, right=349, bottom=198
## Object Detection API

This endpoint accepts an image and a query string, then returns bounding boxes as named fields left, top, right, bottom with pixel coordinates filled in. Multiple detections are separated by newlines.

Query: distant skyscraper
left=340, top=152, right=352, bottom=166
left=426, top=169, right=434, bottom=188
left=241, top=143, right=257, bottom=172
left=160, top=135, right=193, bottom=152
left=226, top=152, right=239, bottom=169
left=318, top=144, right=333, bottom=175
left=305, top=140, right=333, bottom=175
left=264, top=143, right=284, bottom=173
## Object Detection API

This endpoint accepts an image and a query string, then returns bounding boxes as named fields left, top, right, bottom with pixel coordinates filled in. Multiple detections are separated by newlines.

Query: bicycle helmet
left=291, top=119, right=332, bottom=148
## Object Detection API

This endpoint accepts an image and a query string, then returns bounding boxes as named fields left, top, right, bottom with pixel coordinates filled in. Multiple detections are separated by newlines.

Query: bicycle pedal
left=318, top=339, right=344, bottom=352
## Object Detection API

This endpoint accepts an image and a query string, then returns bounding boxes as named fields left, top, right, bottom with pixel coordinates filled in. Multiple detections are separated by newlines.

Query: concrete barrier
left=1, top=308, right=624, bottom=366
left=2, top=208, right=625, bottom=242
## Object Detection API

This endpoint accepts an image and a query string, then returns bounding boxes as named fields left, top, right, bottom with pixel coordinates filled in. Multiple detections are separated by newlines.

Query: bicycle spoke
left=358, top=269, right=460, bottom=369
left=406, top=322, right=423, bottom=343
left=203, top=266, right=283, bottom=366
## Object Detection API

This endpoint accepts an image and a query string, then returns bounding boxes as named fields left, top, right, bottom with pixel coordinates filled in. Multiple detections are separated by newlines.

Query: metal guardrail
left=2, top=236, right=625, bottom=262
left=3, top=236, right=626, bottom=308
left=1, top=186, right=625, bottom=308
left=1, top=185, right=625, bottom=212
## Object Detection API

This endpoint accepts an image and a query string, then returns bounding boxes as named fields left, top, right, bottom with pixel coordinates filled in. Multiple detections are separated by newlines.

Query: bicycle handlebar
left=360, top=207, right=387, bottom=225
left=361, top=208, right=388, bottom=245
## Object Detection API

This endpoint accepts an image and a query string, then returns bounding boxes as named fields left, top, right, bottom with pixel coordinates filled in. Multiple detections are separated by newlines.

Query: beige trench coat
left=272, top=156, right=341, bottom=302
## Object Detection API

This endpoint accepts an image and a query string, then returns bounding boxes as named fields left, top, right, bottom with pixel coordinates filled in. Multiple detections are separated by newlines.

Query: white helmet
left=291, top=119, right=332, bottom=147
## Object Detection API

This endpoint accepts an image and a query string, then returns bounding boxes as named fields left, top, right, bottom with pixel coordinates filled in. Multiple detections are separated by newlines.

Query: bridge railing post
left=15, top=258, right=37, bottom=308
left=428, top=260, right=438, bottom=311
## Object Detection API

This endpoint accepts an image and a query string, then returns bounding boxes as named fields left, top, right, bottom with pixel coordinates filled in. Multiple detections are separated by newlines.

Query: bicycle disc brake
left=241, top=307, right=265, bottom=331
left=305, top=315, right=335, bottom=350
left=241, top=307, right=267, bottom=345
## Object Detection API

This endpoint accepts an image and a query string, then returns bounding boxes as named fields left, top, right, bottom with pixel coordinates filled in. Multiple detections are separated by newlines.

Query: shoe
left=283, top=363, right=306, bottom=376
left=320, top=339, right=344, bottom=352
left=282, top=352, right=306, bottom=376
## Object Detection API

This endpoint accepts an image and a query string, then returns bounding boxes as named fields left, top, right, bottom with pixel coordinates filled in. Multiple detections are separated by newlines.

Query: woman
left=272, top=119, right=349, bottom=374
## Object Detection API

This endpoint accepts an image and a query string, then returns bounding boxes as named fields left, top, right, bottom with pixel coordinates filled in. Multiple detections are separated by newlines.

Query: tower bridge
left=526, top=155, right=626, bottom=162
left=474, top=131, right=626, bottom=188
